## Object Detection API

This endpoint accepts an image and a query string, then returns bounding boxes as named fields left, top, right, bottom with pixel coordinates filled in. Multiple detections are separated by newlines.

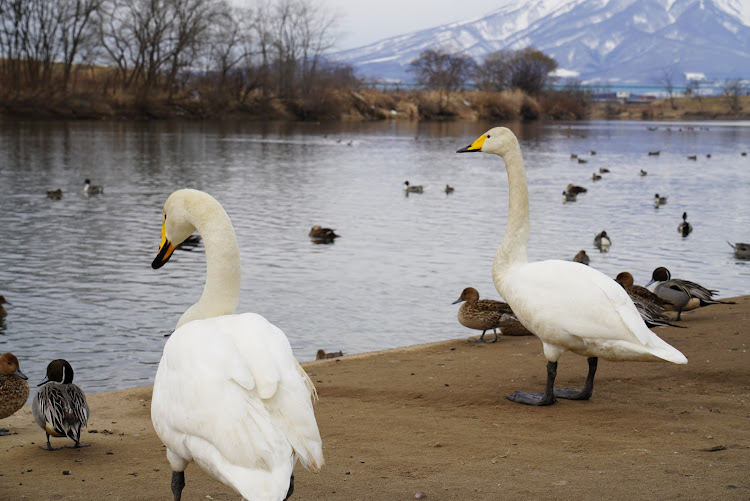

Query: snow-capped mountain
left=331, top=0, right=750, bottom=85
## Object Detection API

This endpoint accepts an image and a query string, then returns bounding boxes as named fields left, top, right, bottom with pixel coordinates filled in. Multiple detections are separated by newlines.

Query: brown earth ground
left=1, top=296, right=749, bottom=501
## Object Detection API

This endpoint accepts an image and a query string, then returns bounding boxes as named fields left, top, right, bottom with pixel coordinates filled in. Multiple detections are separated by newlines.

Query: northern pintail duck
left=445, top=184, right=455, bottom=194
left=654, top=193, right=667, bottom=206
left=452, top=287, right=531, bottom=343
left=0, top=295, right=8, bottom=317
left=592, top=172, right=602, bottom=181
left=594, top=230, right=611, bottom=251
left=599, top=167, right=610, bottom=173
left=687, top=155, right=697, bottom=161
left=83, top=179, right=103, bottom=194
left=639, top=169, right=648, bottom=176
left=32, top=359, right=89, bottom=450
left=309, top=225, right=340, bottom=243
left=678, top=212, right=692, bottom=237
left=566, top=183, right=587, bottom=195
left=403, top=180, right=423, bottom=193
left=727, top=241, right=750, bottom=259
left=457, top=127, right=686, bottom=406
left=648, top=151, right=660, bottom=156
left=151, top=189, right=323, bottom=500
left=0, top=353, right=29, bottom=435
left=572, top=250, right=590, bottom=265
left=646, top=267, right=734, bottom=320
left=614, top=272, right=682, bottom=329
left=46, top=189, right=62, bottom=200
left=316, top=349, right=343, bottom=360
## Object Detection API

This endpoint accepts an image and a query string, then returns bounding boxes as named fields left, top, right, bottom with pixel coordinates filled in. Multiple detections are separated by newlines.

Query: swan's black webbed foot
left=506, top=390, right=556, bottom=406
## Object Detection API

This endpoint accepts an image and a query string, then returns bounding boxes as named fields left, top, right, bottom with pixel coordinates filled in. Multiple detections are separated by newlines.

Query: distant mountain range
left=331, top=0, right=750, bottom=86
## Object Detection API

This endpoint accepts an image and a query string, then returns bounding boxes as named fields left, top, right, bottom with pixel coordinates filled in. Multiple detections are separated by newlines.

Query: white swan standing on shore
left=457, top=127, right=687, bottom=406
left=151, top=189, right=323, bottom=500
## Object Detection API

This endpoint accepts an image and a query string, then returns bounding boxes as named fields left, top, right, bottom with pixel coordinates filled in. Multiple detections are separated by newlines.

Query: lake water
left=1, top=118, right=749, bottom=396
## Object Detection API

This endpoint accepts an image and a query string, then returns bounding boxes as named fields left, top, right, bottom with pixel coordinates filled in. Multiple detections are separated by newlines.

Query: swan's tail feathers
left=298, top=364, right=318, bottom=402
left=649, top=335, right=688, bottom=364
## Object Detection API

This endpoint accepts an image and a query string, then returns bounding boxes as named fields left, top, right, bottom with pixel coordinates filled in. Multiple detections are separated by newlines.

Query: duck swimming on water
left=457, top=127, right=687, bottom=406
left=678, top=212, right=692, bottom=237
left=151, top=189, right=323, bottom=500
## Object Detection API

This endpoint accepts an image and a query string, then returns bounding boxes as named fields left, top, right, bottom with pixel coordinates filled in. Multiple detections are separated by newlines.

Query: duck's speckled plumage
left=615, top=272, right=683, bottom=328
left=32, top=359, right=89, bottom=449
left=0, top=353, right=29, bottom=434
left=452, top=287, right=532, bottom=342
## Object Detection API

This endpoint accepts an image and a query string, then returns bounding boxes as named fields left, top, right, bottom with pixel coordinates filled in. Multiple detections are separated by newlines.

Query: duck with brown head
left=0, top=353, right=29, bottom=436
left=457, top=127, right=687, bottom=406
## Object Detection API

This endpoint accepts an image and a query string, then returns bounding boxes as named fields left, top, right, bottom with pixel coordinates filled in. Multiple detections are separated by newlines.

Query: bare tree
left=507, top=48, right=557, bottom=95
left=661, top=67, right=677, bottom=109
left=58, top=0, right=103, bottom=92
left=723, top=78, right=745, bottom=114
left=409, top=48, right=476, bottom=101
left=475, top=50, right=511, bottom=91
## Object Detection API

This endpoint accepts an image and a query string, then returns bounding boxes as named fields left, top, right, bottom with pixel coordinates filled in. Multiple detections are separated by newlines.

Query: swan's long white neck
left=492, top=140, right=529, bottom=292
left=176, top=201, right=241, bottom=329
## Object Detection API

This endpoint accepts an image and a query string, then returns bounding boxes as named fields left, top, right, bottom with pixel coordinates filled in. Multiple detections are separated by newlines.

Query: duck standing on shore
left=151, top=189, right=323, bottom=501
left=646, top=267, right=734, bottom=320
left=457, top=127, right=687, bottom=406
left=452, top=287, right=532, bottom=343
left=0, top=353, right=29, bottom=436
left=32, top=359, right=89, bottom=450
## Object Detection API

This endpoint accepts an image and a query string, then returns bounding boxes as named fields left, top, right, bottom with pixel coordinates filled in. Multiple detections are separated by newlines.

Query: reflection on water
left=1, top=119, right=749, bottom=395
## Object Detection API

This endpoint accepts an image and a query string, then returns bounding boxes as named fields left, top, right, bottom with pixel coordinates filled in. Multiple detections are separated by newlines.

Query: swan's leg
left=554, top=357, right=597, bottom=400
left=39, top=432, right=61, bottom=451
left=506, top=361, right=558, bottom=406
left=284, top=474, right=295, bottom=501
left=171, top=471, right=185, bottom=501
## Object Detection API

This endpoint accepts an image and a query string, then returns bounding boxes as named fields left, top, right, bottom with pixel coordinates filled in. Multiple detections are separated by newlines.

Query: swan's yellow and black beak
left=457, top=134, right=486, bottom=153
left=152, top=220, right=177, bottom=269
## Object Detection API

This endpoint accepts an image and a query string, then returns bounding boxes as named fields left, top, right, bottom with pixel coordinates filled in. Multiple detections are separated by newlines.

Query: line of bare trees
left=0, top=0, right=354, bottom=104
left=409, top=47, right=559, bottom=98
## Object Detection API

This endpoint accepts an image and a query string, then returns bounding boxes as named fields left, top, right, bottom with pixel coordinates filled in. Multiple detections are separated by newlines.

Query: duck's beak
left=37, top=375, right=49, bottom=387
left=457, top=135, right=486, bottom=153
left=645, top=279, right=656, bottom=288
left=14, top=368, right=27, bottom=380
left=451, top=298, right=465, bottom=305
left=152, top=220, right=177, bottom=269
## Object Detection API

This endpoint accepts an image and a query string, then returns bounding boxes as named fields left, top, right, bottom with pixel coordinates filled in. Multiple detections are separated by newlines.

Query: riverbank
left=2, top=296, right=749, bottom=500
left=3, top=88, right=749, bottom=122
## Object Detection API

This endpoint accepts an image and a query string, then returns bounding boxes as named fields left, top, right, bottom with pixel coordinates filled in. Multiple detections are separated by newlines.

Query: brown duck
left=0, top=352, right=29, bottom=436
left=452, top=287, right=532, bottom=343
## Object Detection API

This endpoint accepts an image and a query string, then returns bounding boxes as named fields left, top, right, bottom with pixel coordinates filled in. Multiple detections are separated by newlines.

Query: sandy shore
left=2, top=296, right=749, bottom=500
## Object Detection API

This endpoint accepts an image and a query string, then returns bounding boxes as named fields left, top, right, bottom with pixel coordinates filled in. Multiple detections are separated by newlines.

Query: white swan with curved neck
left=151, top=189, right=323, bottom=500
left=457, top=128, right=687, bottom=406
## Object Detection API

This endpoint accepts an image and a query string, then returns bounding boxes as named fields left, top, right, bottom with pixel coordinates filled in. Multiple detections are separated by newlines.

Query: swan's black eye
left=486, top=135, right=491, bottom=138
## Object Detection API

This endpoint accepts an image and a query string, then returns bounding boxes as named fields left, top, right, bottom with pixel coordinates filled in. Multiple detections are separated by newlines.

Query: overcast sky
left=234, top=0, right=497, bottom=51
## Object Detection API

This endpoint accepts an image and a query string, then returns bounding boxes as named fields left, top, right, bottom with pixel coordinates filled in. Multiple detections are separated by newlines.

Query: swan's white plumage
left=461, top=127, right=687, bottom=368
left=151, top=189, right=323, bottom=501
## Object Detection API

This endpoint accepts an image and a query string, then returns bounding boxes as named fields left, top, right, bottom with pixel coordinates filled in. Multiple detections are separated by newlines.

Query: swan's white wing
left=152, top=313, right=323, bottom=499
left=501, top=260, right=686, bottom=363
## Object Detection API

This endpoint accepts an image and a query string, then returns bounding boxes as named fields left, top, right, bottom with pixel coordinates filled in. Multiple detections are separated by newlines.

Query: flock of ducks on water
left=46, top=179, right=104, bottom=199
left=1, top=126, right=747, bottom=500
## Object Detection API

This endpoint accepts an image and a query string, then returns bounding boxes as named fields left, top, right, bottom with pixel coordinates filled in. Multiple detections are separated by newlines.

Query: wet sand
left=2, top=296, right=749, bottom=500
